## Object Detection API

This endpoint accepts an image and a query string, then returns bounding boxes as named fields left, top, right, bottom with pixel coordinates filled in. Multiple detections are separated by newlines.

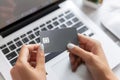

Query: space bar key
left=45, top=51, right=62, bottom=63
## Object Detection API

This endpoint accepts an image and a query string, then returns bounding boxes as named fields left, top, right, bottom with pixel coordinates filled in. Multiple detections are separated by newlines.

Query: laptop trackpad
left=51, top=56, right=93, bottom=80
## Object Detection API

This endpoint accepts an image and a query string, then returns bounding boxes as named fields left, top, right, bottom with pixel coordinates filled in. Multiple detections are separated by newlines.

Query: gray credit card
left=40, top=28, right=78, bottom=53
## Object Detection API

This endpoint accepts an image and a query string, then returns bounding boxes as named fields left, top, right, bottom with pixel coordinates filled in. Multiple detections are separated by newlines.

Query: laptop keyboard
left=0, top=10, right=94, bottom=66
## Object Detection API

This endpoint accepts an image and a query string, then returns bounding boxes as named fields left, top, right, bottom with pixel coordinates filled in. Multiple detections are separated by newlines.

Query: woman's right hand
left=67, top=34, right=118, bottom=80
left=10, top=44, right=46, bottom=80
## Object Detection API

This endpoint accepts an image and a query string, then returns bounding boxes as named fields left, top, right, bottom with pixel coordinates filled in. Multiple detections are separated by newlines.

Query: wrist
left=104, top=69, right=118, bottom=80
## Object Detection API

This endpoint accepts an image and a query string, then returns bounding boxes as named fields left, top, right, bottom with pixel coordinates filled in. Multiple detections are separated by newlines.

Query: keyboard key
left=27, top=30, right=32, bottom=35
left=9, top=44, right=16, bottom=51
left=35, top=31, right=40, bottom=36
left=40, top=24, right=45, bottom=28
left=52, top=17, right=57, bottom=21
left=22, top=37, right=29, bottom=43
left=72, top=17, right=79, bottom=23
left=7, top=41, right=13, bottom=45
left=65, top=10, right=70, bottom=14
left=33, top=27, right=39, bottom=31
left=72, top=22, right=83, bottom=29
left=46, top=20, right=51, bottom=24
left=16, top=48, right=21, bottom=53
left=59, top=18, right=65, bottom=23
left=0, top=45, right=6, bottom=49
left=78, top=26, right=88, bottom=34
left=45, top=52, right=61, bottom=63
left=16, top=41, right=23, bottom=47
left=29, top=34, right=35, bottom=39
left=60, top=24, right=67, bottom=28
left=10, top=57, right=17, bottom=66
left=47, top=25, right=53, bottom=29
left=29, top=41, right=36, bottom=44
left=41, top=28, right=47, bottom=31
left=6, top=51, right=17, bottom=60
left=66, top=21, right=72, bottom=26
left=2, top=48, right=10, bottom=54
left=53, top=21, right=59, bottom=26
left=89, top=33, right=94, bottom=37
left=65, top=13, right=74, bottom=20
left=83, top=34, right=87, bottom=36
left=14, top=37, right=20, bottom=42
left=20, top=34, right=26, bottom=38
left=59, top=14, right=64, bottom=17
left=36, top=38, right=41, bottom=43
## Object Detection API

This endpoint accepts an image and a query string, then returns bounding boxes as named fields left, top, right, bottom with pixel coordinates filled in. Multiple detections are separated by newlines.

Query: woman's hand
left=67, top=34, right=118, bottom=80
left=10, top=44, right=46, bottom=80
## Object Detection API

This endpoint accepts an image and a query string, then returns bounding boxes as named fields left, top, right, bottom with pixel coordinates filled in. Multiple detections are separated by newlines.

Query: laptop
left=100, top=0, right=120, bottom=39
left=0, top=0, right=120, bottom=80
left=100, top=9, right=120, bottom=39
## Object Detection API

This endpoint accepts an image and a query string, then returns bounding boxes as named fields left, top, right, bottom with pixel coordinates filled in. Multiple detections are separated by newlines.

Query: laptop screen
left=0, top=0, right=58, bottom=29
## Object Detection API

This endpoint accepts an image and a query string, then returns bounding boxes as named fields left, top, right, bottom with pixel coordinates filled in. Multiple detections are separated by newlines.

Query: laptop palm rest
left=51, top=55, right=93, bottom=80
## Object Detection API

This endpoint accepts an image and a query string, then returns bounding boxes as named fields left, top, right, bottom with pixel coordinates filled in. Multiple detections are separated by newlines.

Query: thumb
left=67, top=43, right=93, bottom=61
left=36, top=44, right=45, bottom=71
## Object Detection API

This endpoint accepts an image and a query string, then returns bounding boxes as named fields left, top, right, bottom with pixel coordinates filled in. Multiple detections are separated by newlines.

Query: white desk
left=72, top=0, right=120, bottom=79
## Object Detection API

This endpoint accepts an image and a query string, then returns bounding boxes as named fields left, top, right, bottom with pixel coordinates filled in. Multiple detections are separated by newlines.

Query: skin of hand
left=67, top=34, right=118, bottom=80
left=10, top=44, right=46, bottom=80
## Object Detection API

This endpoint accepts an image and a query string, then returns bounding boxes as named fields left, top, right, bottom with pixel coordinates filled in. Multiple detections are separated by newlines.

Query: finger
left=18, top=44, right=39, bottom=63
left=26, top=44, right=40, bottom=53
left=18, top=45, right=29, bottom=63
left=78, top=34, right=102, bottom=54
left=69, top=53, right=82, bottom=72
left=71, top=59, right=80, bottom=72
left=29, top=52, right=37, bottom=67
left=78, top=34, right=91, bottom=43
left=69, top=53, right=76, bottom=72
left=80, top=44, right=85, bottom=49
left=36, top=44, right=45, bottom=71
left=29, top=52, right=37, bottom=62
left=10, top=67, right=21, bottom=80
left=29, top=61, right=36, bottom=67
left=69, top=53, right=75, bottom=65
left=67, top=43, right=93, bottom=61
left=78, top=34, right=98, bottom=48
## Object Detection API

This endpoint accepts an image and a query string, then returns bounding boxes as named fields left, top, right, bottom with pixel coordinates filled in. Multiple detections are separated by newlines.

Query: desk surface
left=72, top=0, right=120, bottom=79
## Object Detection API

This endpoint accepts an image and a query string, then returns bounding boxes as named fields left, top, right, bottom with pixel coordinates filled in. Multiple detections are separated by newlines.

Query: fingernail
left=39, top=43, right=44, bottom=50
left=67, top=43, right=75, bottom=49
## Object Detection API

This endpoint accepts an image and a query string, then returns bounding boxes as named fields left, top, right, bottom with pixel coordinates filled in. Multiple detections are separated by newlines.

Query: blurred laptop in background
left=100, top=0, right=120, bottom=39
